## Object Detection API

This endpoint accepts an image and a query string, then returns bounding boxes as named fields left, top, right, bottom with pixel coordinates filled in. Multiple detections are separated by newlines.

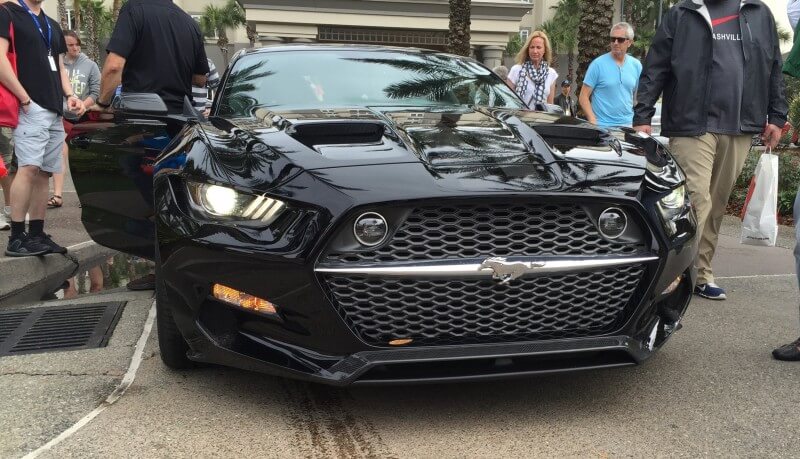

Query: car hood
left=198, top=106, right=676, bottom=194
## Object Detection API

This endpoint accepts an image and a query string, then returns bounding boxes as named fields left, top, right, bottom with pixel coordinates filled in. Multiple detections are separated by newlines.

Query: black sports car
left=70, top=45, right=697, bottom=385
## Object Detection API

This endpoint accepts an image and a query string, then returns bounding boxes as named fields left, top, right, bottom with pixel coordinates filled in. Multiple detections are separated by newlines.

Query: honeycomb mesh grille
left=323, top=203, right=644, bottom=263
left=324, top=265, right=645, bottom=346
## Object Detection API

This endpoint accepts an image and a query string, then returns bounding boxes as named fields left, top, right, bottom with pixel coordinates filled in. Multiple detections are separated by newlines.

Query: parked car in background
left=69, top=45, right=697, bottom=386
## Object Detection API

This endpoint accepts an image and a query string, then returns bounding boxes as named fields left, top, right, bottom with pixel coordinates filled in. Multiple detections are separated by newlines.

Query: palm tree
left=447, top=0, right=471, bottom=56
left=200, top=0, right=247, bottom=65
left=57, top=0, right=69, bottom=30
left=112, top=0, right=122, bottom=21
left=576, top=0, right=613, bottom=92
left=72, top=0, right=82, bottom=31
left=81, top=0, right=113, bottom=62
left=540, top=0, right=580, bottom=80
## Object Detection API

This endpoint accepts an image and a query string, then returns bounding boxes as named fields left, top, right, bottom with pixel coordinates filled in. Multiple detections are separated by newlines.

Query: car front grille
left=323, top=265, right=645, bottom=347
left=322, top=202, right=646, bottom=264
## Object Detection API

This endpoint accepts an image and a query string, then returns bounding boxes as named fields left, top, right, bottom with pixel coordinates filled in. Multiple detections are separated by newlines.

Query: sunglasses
left=610, top=37, right=628, bottom=43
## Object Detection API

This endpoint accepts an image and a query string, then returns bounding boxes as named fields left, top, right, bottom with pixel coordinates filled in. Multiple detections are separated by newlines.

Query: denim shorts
left=12, top=101, right=64, bottom=173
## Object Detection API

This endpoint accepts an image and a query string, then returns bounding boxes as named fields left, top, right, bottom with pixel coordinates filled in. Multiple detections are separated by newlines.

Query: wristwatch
left=20, top=98, right=31, bottom=106
left=96, top=99, right=111, bottom=108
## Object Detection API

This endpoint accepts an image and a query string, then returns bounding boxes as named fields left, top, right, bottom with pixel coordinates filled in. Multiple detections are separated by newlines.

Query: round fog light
left=598, top=207, right=627, bottom=239
left=354, top=212, right=388, bottom=246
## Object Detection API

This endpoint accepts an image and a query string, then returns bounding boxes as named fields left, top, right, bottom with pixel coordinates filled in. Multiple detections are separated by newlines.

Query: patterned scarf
left=515, top=60, right=549, bottom=108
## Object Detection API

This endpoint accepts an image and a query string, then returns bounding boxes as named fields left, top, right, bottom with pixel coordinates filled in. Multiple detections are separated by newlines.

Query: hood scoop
left=287, top=121, right=386, bottom=149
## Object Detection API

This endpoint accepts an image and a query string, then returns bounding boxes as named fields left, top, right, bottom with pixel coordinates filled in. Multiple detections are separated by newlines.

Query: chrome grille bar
left=316, top=255, right=657, bottom=278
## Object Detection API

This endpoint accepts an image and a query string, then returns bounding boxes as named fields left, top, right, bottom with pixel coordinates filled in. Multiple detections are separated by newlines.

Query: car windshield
left=216, top=49, right=525, bottom=117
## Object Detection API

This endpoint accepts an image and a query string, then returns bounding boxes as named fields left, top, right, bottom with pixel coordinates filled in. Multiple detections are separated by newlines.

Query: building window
left=519, top=29, right=529, bottom=41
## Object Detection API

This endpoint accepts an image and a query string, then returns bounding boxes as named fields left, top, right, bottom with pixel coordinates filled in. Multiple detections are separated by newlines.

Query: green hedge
left=728, top=148, right=800, bottom=220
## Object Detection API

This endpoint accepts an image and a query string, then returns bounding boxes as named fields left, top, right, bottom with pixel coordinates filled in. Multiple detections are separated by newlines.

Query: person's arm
left=97, top=52, right=125, bottom=107
left=547, top=82, right=556, bottom=104
left=579, top=84, right=597, bottom=124
left=99, top=3, right=137, bottom=108
left=0, top=38, right=30, bottom=112
left=60, top=54, right=85, bottom=115
left=763, top=16, right=789, bottom=149
left=192, top=74, right=207, bottom=87
left=84, top=62, right=101, bottom=107
left=632, top=12, right=675, bottom=133
left=789, top=0, right=800, bottom=30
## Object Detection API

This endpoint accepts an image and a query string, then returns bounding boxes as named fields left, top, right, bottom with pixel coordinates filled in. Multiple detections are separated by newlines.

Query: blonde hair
left=515, top=30, right=553, bottom=66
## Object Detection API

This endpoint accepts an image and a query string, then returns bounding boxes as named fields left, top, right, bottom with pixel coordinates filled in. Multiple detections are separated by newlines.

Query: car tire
left=155, top=247, right=197, bottom=369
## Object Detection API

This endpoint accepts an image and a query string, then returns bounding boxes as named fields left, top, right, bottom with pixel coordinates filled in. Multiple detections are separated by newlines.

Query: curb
left=0, top=241, right=116, bottom=307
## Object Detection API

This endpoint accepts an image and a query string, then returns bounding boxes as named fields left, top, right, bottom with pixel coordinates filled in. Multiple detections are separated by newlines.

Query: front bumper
left=159, top=240, right=695, bottom=386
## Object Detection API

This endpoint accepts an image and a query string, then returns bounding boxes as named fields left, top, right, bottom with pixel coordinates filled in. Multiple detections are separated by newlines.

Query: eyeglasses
left=610, top=37, right=628, bottom=43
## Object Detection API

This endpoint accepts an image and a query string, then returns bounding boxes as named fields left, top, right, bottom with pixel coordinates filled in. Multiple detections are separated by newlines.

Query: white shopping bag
left=740, top=149, right=779, bottom=246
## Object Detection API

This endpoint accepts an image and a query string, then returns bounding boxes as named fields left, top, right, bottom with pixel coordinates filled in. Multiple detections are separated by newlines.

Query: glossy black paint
left=70, top=45, right=697, bottom=385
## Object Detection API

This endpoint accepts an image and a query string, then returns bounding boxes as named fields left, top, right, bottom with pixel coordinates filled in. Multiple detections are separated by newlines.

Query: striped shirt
left=192, top=58, right=220, bottom=110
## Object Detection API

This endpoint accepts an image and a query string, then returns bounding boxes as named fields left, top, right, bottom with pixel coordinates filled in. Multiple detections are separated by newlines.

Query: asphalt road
left=1, top=221, right=800, bottom=458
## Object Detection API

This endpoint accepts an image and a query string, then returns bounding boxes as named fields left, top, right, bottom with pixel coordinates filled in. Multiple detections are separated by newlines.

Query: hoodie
left=63, top=52, right=101, bottom=120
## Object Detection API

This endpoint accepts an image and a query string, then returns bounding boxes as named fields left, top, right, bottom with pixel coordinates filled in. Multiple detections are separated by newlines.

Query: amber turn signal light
left=213, top=284, right=277, bottom=315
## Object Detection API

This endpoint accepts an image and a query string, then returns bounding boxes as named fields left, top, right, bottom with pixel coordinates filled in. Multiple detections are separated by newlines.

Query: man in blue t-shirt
left=579, top=22, right=642, bottom=127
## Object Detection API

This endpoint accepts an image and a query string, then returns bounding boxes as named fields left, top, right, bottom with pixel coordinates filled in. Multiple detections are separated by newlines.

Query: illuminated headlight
left=656, top=185, right=691, bottom=237
left=187, top=181, right=286, bottom=224
left=354, top=212, right=388, bottom=246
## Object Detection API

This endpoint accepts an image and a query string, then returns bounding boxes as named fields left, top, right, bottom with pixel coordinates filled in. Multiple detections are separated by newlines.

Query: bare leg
left=0, top=172, right=13, bottom=209
left=63, top=277, right=78, bottom=299
left=88, top=266, right=104, bottom=292
left=9, top=165, right=38, bottom=221
left=50, top=143, right=67, bottom=206
left=29, top=170, right=50, bottom=221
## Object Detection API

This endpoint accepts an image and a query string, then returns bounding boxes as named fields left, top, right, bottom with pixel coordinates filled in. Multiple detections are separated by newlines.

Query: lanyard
left=17, top=0, right=51, bottom=53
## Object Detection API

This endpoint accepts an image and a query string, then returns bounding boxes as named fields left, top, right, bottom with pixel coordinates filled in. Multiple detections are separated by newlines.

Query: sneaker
left=127, top=273, right=156, bottom=291
left=694, top=282, right=727, bottom=300
left=772, top=337, right=800, bottom=361
left=0, top=212, right=8, bottom=230
left=5, top=232, right=52, bottom=257
left=32, top=233, right=67, bottom=254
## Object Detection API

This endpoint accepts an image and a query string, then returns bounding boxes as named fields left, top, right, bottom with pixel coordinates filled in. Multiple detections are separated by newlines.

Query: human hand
left=761, top=123, right=782, bottom=149
left=633, top=125, right=652, bottom=135
left=67, top=96, right=85, bottom=116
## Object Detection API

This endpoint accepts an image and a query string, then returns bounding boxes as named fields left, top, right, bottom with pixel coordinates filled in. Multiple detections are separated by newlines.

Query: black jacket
left=633, top=0, right=787, bottom=136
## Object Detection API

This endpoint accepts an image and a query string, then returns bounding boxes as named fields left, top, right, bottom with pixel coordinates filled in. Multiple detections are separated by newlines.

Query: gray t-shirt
left=706, top=0, right=744, bottom=134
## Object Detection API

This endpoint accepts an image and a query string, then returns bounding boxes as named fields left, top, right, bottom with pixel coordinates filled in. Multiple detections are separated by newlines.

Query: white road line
left=715, top=274, right=795, bottom=280
left=22, top=301, right=157, bottom=459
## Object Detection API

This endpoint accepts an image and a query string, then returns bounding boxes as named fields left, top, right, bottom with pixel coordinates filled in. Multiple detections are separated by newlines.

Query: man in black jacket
left=633, top=0, right=788, bottom=301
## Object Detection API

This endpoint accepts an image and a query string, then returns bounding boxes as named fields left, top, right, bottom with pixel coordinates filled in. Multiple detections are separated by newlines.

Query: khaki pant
left=670, top=133, right=752, bottom=285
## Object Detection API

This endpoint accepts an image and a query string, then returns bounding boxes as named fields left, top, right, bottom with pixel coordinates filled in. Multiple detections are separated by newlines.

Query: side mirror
left=114, top=92, right=168, bottom=116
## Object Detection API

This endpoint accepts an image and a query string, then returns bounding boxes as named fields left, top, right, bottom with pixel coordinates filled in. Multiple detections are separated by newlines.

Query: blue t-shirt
left=583, top=53, right=642, bottom=127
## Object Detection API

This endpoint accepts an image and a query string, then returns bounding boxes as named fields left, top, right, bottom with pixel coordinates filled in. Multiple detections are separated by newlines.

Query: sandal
left=47, top=195, right=63, bottom=209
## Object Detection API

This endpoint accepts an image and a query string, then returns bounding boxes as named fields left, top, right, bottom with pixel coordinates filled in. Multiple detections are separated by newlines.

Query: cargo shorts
left=12, top=101, right=64, bottom=174
left=0, top=126, right=15, bottom=174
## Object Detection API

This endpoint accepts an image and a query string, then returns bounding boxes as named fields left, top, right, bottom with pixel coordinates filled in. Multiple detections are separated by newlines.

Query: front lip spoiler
left=190, top=328, right=654, bottom=386
left=315, top=255, right=659, bottom=278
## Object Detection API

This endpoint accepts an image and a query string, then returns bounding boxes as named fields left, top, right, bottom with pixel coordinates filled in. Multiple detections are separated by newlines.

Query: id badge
left=48, top=55, right=57, bottom=72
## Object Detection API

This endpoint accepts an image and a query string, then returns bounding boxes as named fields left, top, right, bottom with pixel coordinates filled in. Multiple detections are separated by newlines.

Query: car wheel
left=155, top=247, right=197, bottom=369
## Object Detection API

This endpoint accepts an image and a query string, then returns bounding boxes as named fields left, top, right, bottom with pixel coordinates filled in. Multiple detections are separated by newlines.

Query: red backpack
left=0, top=7, right=19, bottom=128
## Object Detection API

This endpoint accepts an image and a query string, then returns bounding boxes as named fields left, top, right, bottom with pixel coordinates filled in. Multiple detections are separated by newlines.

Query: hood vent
left=288, top=121, right=385, bottom=149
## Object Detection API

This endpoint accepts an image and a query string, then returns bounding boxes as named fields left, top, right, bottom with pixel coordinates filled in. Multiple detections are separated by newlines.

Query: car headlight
left=656, top=185, right=694, bottom=238
left=187, top=181, right=287, bottom=224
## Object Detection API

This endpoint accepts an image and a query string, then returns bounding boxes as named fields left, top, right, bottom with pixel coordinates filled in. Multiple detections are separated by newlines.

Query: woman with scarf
left=507, top=31, right=558, bottom=109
